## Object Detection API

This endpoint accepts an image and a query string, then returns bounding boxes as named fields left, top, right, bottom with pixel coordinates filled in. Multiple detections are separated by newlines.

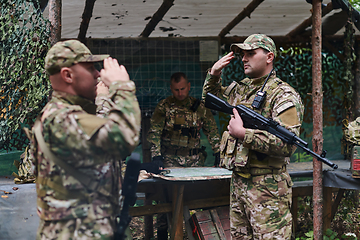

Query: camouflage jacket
left=147, top=95, right=220, bottom=158
left=202, top=71, right=304, bottom=173
left=27, top=80, right=141, bottom=221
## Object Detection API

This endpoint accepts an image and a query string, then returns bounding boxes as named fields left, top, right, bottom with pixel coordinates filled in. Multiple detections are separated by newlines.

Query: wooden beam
left=78, top=0, right=97, bottom=43
left=221, top=35, right=360, bottom=46
left=140, top=0, right=175, bottom=38
left=323, top=39, right=345, bottom=62
left=218, top=0, right=264, bottom=38
left=129, top=196, right=229, bottom=217
left=286, top=2, right=333, bottom=39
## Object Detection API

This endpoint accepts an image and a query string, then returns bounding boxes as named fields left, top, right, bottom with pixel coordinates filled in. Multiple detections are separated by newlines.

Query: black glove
left=140, top=156, right=164, bottom=174
left=152, top=156, right=164, bottom=169
left=213, top=152, right=220, bottom=167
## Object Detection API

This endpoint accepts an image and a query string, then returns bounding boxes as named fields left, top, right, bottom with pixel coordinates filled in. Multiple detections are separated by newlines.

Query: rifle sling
left=33, top=118, right=111, bottom=198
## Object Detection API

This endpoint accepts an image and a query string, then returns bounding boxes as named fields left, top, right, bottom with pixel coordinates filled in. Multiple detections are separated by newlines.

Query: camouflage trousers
left=36, top=216, right=132, bottom=240
left=163, top=152, right=206, bottom=167
left=230, top=171, right=293, bottom=240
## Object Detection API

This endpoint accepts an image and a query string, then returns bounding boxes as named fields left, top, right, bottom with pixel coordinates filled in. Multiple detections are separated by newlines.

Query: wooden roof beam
left=218, top=0, right=264, bottom=38
left=78, top=0, right=97, bottom=44
left=140, top=0, right=175, bottom=38
left=286, top=2, right=333, bottom=38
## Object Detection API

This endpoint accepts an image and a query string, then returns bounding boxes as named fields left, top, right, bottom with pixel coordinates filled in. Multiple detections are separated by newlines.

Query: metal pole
left=311, top=0, right=323, bottom=239
left=48, top=0, right=62, bottom=45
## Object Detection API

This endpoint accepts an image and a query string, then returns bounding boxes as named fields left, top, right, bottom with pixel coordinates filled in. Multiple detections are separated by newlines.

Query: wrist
left=210, top=69, right=222, bottom=76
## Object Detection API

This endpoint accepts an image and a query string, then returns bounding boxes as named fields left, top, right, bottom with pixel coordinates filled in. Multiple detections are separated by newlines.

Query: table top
left=138, top=160, right=351, bottom=183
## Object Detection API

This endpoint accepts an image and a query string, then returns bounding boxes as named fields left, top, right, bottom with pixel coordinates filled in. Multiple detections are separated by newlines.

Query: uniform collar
left=52, top=91, right=97, bottom=114
left=171, top=95, right=191, bottom=107
left=240, top=70, right=276, bottom=86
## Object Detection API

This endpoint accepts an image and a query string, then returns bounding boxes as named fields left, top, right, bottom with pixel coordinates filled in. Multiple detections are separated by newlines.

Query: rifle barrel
left=296, top=144, right=338, bottom=169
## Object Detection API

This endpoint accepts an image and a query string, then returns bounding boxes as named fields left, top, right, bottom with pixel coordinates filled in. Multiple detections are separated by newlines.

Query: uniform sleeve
left=202, top=71, right=224, bottom=101
left=45, top=80, right=141, bottom=161
left=146, top=100, right=166, bottom=158
left=95, top=92, right=111, bottom=117
left=242, top=88, right=304, bottom=157
left=201, top=106, right=221, bottom=153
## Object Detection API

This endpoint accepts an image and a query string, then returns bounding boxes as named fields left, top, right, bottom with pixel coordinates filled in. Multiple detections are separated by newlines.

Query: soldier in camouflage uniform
left=202, top=34, right=304, bottom=239
left=147, top=72, right=221, bottom=239
left=25, top=40, right=141, bottom=240
left=147, top=72, right=221, bottom=168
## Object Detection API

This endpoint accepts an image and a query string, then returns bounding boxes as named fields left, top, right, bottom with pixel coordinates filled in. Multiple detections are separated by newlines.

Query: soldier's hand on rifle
left=210, top=52, right=234, bottom=76
left=228, top=108, right=246, bottom=140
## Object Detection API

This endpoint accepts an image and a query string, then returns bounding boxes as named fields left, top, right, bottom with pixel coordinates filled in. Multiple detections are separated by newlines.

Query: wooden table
left=132, top=167, right=232, bottom=240
left=130, top=160, right=357, bottom=240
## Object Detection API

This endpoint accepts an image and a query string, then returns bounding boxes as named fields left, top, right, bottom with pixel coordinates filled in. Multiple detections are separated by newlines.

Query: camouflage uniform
left=202, top=34, right=304, bottom=239
left=26, top=40, right=141, bottom=240
left=147, top=95, right=220, bottom=167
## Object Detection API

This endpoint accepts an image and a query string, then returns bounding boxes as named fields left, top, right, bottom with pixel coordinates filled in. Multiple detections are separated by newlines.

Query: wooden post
left=48, top=0, right=61, bottom=45
left=142, top=110, right=153, bottom=239
left=323, top=187, right=332, bottom=231
left=170, top=185, right=184, bottom=240
left=311, top=0, right=324, bottom=239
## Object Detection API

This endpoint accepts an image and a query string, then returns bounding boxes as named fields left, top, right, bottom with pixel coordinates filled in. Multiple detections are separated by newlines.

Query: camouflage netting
left=0, top=0, right=51, bottom=151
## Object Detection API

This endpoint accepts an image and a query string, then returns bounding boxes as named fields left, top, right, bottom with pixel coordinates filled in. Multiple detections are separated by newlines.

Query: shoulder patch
left=275, top=101, right=295, bottom=115
left=223, top=81, right=238, bottom=98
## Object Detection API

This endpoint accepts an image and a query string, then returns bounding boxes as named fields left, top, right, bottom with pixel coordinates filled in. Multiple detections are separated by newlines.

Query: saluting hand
left=228, top=108, right=246, bottom=141
left=210, top=52, right=234, bottom=76
left=100, top=57, right=130, bottom=87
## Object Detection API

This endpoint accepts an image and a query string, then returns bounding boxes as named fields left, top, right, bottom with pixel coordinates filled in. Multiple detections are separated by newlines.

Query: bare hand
left=96, top=81, right=109, bottom=95
left=210, top=52, right=235, bottom=76
left=100, top=57, right=130, bottom=87
left=228, top=108, right=246, bottom=140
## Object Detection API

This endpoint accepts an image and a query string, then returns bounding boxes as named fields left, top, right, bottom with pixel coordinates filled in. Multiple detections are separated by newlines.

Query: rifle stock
left=205, top=93, right=338, bottom=169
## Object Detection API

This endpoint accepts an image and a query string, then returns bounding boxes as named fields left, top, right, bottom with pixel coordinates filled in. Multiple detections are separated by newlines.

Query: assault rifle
left=115, top=152, right=141, bottom=240
left=205, top=93, right=338, bottom=169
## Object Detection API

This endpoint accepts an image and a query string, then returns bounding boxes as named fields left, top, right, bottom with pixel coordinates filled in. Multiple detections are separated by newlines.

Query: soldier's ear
left=60, top=67, right=73, bottom=84
left=266, top=52, right=274, bottom=64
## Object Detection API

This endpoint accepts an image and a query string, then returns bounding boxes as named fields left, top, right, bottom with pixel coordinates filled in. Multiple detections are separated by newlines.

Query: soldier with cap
left=25, top=39, right=141, bottom=239
left=147, top=72, right=221, bottom=168
left=202, top=34, right=304, bottom=239
left=147, top=72, right=221, bottom=239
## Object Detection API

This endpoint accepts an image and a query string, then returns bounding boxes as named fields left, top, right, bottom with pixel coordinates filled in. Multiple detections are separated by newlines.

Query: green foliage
left=0, top=0, right=51, bottom=151
left=350, top=0, right=360, bottom=11
left=296, top=191, right=360, bottom=240
left=296, top=229, right=357, bottom=240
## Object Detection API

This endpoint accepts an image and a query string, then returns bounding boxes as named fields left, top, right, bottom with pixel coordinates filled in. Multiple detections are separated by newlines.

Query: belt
left=237, top=165, right=287, bottom=176
left=165, top=148, right=201, bottom=156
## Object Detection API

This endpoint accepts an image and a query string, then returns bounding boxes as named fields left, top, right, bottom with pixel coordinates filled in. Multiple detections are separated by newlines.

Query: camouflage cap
left=45, top=40, right=109, bottom=75
left=230, top=34, right=277, bottom=57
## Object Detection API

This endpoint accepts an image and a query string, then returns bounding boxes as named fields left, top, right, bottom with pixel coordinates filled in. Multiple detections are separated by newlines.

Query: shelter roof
left=43, top=0, right=360, bottom=41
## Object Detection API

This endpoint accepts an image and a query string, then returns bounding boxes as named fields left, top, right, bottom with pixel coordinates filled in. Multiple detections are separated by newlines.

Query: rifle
left=115, top=152, right=141, bottom=240
left=205, top=93, right=338, bottom=169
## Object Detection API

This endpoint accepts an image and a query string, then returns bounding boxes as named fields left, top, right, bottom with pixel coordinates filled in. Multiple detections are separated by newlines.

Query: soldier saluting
left=26, top=40, right=141, bottom=239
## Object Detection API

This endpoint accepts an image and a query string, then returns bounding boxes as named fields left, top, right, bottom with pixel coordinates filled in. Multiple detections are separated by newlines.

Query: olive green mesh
left=0, top=0, right=51, bottom=151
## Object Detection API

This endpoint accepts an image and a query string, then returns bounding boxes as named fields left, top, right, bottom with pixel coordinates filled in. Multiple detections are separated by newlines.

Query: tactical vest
left=163, top=98, right=201, bottom=149
left=343, top=117, right=360, bottom=145
left=219, top=77, right=288, bottom=174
